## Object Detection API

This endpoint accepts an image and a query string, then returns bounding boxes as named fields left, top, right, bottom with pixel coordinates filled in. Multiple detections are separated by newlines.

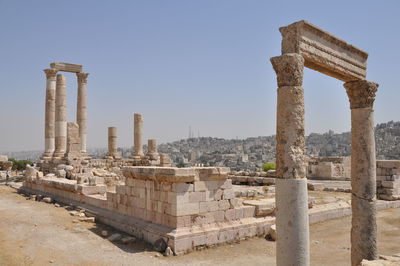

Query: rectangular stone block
left=168, top=202, right=200, bottom=216
left=167, top=192, right=189, bottom=204
left=225, top=209, right=236, bottom=221
left=50, top=62, right=83, bottom=73
left=242, top=206, right=256, bottom=218
left=381, top=181, right=400, bottom=189
left=213, top=210, right=225, bottom=222
left=199, top=201, right=219, bottom=213
left=280, top=20, right=367, bottom=82
left=189, top=191, right=206, bottom=203
left=171, top=182, right=194, bottom=193
left=218, top=200, right=230, bottom=211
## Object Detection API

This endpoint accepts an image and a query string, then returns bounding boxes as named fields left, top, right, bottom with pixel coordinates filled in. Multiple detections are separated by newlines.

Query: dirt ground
left=0, top=184, right=399, bottom=266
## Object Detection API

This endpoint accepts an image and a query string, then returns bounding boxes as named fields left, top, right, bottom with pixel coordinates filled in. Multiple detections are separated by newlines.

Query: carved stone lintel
left=270, top=53, right=304, bottom=87
left=344, top=80, right=378, bottom=109
left=44, top=68, right=58, bottom=80
left=76, top=72, right=89, bottom=84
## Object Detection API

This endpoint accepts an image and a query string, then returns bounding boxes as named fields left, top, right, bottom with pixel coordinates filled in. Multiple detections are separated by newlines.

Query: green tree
left=262, top=162, right=276, bottom=172
left=9, top=158, right=33, bottom=171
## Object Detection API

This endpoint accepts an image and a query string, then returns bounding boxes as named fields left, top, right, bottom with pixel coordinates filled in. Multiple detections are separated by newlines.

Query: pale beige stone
left=76, top=72, right=89, bottom=154
left=133, top=113, right=144, bottom=157
left=280, top=20, right=368, bottom=82
left=50, top=62, right=83, bottom=73
left=54, top=74, right=67, bottom=157
left=42, top=68, right=58, bottom=158
left=345, top=80, right=379, bottom=266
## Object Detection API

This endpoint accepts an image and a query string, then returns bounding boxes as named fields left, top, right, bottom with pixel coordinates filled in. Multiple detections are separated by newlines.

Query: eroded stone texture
left=65, top=122, right=81, bottom=160
left=345, top=80, right=379, bottom=266
left=54, top=74, right=67, bottom=158
left=280, top=20, right=368, bottom=82
left=271, top=52, right=309, bottom=266
left=76, top=72, right=89, bottom=154
left=42, top=68, right=58, bottom=158
left=271, top=53, right=306, bottom=179
left=133, top=113, right=144, bottom=157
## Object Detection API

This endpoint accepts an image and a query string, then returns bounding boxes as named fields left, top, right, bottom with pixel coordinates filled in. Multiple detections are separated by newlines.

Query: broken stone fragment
left=107, top=233, right=122, bottom=242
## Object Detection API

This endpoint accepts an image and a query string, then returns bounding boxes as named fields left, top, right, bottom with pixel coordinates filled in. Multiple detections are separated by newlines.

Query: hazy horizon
left=1, top=1, right=400, bottom=152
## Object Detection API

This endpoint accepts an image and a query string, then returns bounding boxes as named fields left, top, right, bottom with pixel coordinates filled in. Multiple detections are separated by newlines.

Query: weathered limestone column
left=132, top=113, right=144, bottom=158
left=76, top=72, right=89, bottom=155
left=344, top=80, right=379, bottom=266
left=42, top=68, right=58, bottom=158
left=147, top=139, right=158, bottom=160
left=54, top=74, right=67, bottom=158
left=107, top=127, right=119, bottom=158
left=270, top=53, right=309, bottom=266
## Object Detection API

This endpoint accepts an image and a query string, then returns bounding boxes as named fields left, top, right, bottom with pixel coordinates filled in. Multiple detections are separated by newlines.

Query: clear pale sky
left=1, top=0, right=399, bottom=152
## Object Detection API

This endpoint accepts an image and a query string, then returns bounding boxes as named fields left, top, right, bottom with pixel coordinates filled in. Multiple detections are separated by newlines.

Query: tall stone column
left=270, top=53, right=309, bottom=266
left=42, top=68, right=58, bottom=158
left=147, top=139, right=158, bottom=160
left=132, top=113, right=144, bottom=158
left=344, top=80, right=378, bottom=266
left=76, top=72, right=89, bottom=155
left=107, top=127, right=119, bottom=158
left=54, top=74, right=67, bottom=158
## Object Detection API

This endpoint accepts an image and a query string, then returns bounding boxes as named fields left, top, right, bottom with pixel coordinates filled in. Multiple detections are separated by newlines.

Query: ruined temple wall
left=376, top=160, right=400, bottom=201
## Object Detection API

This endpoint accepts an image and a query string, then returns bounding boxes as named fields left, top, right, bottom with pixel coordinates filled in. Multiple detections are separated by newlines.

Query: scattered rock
left=154, top=253, right=161, bottom=257
left=42, top=197, right=53, bottom=203
left=108, top=233, right=122, bottom=242
left=69, top=210, right=80, bottom=216
left=101, top=230, right=108, bottom=237
left=29, top=195, right=37, bottom=201
left=54, top=203, right=60, bottom=207
left=49, top=259, right=54, bottom=263
left=79, top=217, right=95, bottom=223
left=164, top=246, right=173, bottom=257
left=265, top=224, right=276, bottom=241
left=78, top=212, right=86, bottom=217
left=153, top=238, right=167, bottom=252
left=121, top=236, right=136, bottom=244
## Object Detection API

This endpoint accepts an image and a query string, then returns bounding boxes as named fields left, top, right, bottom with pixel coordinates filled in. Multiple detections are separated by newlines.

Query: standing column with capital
left=54, top=74, right=67, bottom=158
left=270, top=53, right=309, bottom=266
left=76, top=72, right=89, bottom=155
left=42, top=68, right=58, bottom=159
left=344, top=80, right=379, bottom=266
left=132, top=113, right=144, bottom=159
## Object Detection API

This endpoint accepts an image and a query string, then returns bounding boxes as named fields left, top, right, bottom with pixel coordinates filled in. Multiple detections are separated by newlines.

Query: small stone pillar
left=270, top=53, right=309, bottom=266
left=344, top=80, right=379, bottom=266
left=147, top=139, right=158, bottom=160
left=159, top=154, right=172, bottom=167
left=132, top=113, right=144, bottom=158
left=76, top=72, right=89, bottom=155
left=42, top=68, right=58, bottom=158
left=54, top=74, right=67, bottom=158
left=107, top=127, right=119, bottom=158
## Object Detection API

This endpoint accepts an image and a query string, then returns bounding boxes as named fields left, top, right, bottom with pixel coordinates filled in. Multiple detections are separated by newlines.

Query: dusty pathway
left=0, top=184, right=399, bottom=266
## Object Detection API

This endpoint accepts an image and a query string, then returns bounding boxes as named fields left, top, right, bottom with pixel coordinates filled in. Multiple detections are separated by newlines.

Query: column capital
left=344, top=80, right=378, bottom=109
left=270, top=53, right=304, bottom=87
left=76, top=72, right=89, bottom=84
left=44, top=68, right=58, bottom=80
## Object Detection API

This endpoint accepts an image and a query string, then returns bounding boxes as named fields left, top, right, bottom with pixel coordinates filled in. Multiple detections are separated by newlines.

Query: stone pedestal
left=42, top=68, right=58, bottom=159
left=271, top=53, right=309, bottom=266
left=345, top=80, right=379, bottom=266
left=76, top=72, right=89, bottom=155
left=54, top=74, right=67, bottom=158
left=107, top=127, right=119, bottom=158
left=133, top=113, right=144, bottom=158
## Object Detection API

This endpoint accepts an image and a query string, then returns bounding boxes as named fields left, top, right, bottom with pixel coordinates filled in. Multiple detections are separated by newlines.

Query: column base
left=276, top=178, right=310, bottom=266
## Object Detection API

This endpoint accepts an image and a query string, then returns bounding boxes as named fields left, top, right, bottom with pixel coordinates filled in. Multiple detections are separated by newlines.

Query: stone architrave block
left=280, top=20, right=368, bottom=82
left=194, top=167, right=230, bottom=181
left=50, top=62, right=83, bottom=73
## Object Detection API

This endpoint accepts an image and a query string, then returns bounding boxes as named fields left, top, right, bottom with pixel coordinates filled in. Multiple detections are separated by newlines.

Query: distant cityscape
left=3, top=121, right=400, bottom=171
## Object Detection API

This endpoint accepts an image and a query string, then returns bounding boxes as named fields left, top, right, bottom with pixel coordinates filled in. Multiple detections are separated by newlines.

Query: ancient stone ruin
left=270, top=20, right=378, bottom=266
left=14, top=21, right=399, bottom=264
